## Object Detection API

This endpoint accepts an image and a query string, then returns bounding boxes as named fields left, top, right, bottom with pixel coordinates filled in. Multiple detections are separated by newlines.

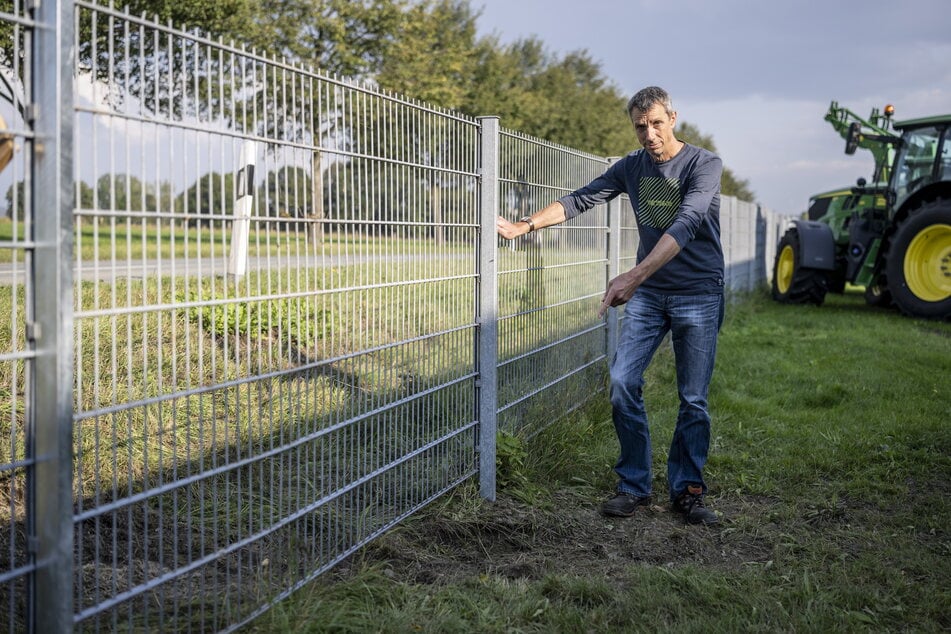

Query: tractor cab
left=889, top=117, right=951, bottom=212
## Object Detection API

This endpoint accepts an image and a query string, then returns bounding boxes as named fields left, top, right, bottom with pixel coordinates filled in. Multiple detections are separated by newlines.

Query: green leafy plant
left=184, top=288, right=333, bottom=342
left=496, top=430, right=544, bottom=504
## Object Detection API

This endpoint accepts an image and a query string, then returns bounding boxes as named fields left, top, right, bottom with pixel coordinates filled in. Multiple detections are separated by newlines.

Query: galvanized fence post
left=605, top=158, right=622, bottom=358
left=477, top=116, right=499, bottom=501
left=31, top=0, right=75, bottom=631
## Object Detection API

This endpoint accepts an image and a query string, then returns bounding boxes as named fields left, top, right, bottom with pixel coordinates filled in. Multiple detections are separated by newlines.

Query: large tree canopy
left=461, top=37, right=632, bottom=157
left=116, top=0, right=407, bottom=78
left=80, top=0, right=754, bottom=201
left=375, top=0, right=479, bottom=109
left=459, top=35, right=754, bottom=200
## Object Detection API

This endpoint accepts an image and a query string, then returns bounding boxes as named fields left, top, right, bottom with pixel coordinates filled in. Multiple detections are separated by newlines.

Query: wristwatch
left=519, top=216, right=536, bottom=232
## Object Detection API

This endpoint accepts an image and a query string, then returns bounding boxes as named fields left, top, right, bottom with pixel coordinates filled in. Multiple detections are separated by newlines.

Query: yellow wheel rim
left=776, top=244, right=795, bottom=294
left=904, top=223, right=951, bottom=302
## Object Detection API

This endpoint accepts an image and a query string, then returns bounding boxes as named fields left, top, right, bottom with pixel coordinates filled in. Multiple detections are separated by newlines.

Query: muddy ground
left=336, top=488, right=780, bottom=586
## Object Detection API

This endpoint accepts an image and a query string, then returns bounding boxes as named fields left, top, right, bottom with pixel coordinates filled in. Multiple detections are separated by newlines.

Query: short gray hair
left=626, top=86, right=674, bottom=118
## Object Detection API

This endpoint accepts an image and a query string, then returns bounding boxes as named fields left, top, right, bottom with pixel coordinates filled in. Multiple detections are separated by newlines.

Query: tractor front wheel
left=771, top=227, right=829, bottom=305
left=885, top=198, right=951, bottom=319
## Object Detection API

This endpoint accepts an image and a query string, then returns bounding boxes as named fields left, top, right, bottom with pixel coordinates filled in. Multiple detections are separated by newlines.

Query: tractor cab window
left=893, top=126, right=940, bottom=200
left=806, top=196, right=832, bottom=221
left=940, top=127, right=951, bottom=181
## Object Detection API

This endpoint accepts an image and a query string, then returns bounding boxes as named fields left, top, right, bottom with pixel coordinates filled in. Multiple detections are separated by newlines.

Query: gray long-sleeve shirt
left=559, top=143, right=725, bottom=295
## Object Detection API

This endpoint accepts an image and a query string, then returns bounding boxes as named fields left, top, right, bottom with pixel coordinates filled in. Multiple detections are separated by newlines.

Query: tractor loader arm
left=825, top=101, right=900, bottom=183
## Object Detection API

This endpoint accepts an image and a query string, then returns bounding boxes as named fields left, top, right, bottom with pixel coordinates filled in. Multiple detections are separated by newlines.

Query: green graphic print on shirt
left=636, top=177, right=681, bottom=230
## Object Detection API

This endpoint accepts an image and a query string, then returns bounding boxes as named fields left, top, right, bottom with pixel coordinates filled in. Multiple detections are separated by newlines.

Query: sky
left=473, top=0, right=951, bottom=214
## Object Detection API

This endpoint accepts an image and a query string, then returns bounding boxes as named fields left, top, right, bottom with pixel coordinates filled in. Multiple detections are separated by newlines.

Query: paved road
left=0, top=253, right=470, bottom=285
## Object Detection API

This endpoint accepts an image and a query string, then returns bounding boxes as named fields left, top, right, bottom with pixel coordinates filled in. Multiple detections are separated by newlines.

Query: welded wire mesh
left=495, top=130, right=613, bottom=437
left=0, top=1, right=35, bottom=630
left=70, top=2, right=479, bottom=630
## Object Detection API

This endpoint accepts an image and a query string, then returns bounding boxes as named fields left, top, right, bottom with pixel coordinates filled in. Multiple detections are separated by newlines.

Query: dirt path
left=347, top=488, right=777, bottom=585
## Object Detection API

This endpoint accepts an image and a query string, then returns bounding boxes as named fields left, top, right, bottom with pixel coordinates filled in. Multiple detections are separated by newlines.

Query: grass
left=250, top=289, right=951, bottom=633
left=3, top=211, right=947, bottom=631
left=0, top=230, right=607, bottom=630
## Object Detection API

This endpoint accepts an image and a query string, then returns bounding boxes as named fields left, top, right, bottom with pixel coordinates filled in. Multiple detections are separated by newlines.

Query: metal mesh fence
left=495, top=131, right=613, bottom=437
left=0, top=1, right=36, bottom=631
left=70, top=2, right=480, bottom=630
left=0, top=1, right=791, bottom=631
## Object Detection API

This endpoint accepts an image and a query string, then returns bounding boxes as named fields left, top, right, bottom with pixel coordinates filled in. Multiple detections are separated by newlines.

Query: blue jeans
left=609, top=288, right=724, bottom=501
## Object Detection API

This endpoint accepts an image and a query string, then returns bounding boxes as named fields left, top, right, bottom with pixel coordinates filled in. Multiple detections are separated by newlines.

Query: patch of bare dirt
left=342, top=488, right=779, bottom=586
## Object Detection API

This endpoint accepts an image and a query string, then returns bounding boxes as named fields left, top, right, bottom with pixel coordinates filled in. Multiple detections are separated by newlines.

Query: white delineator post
left=228, top=139, right=257, bottom=278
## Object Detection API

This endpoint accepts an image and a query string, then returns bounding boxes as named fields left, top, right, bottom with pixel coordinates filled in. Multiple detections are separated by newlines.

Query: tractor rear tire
left=884, top=198, right=951, bottom=319
left=771, top=227, right=829, bottom=306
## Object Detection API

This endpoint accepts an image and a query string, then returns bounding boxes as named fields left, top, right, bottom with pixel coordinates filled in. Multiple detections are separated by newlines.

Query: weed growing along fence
left=0, top=1, right=788, bottom=631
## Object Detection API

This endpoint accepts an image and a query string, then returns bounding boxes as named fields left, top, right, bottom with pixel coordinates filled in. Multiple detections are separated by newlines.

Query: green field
left=252, top=289, right=951, bottom=633
left=0, top=217, right=469, bottom=263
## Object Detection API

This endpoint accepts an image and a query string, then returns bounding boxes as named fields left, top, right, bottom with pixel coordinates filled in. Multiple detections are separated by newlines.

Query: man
left=496, top=86, right=723, bottom=525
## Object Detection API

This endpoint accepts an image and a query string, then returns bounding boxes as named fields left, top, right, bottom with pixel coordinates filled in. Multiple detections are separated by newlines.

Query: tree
left=258, top=165, right=313, bottom=227
left=460, top=37, right=631, bottom=156
left=117, top=0, right=406, bottom=80
left=69, top=0, right=756, bottom=207
left=4, top=180, right=23, bottom=220
left=719, top=169, right=755, bottom=203
left=375, top=0, right=479, bottom=110
left=257, top=0, right=407, bottom=80
left=94, top=174, right=159, bottom=212
left=371, top=0, right=483, bottom=243
left=175, top=171, right=235, bottom=225
left=109, top=0, right=258, bottom=42
left=458, top=35, right=755, bottom=200
left=74, top=0, right=410, bottom=138
left=78, top=180, right=95, bottom=211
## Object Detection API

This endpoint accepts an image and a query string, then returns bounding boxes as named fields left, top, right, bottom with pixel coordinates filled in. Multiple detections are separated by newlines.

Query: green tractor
left=771, top=101, right=951, bottom=319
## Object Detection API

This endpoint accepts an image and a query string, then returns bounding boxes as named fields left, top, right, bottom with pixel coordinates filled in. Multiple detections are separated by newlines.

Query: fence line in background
left=0, top=2, right=789, bottom=631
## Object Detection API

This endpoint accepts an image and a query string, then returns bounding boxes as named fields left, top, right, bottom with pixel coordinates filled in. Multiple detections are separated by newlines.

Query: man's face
left=631, top=103, right=678, bottom=162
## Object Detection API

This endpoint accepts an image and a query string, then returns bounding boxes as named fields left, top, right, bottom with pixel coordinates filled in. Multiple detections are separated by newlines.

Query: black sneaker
left=601, top=492, right=651, bottom=517
left=671, top=485, right=719, bottom=525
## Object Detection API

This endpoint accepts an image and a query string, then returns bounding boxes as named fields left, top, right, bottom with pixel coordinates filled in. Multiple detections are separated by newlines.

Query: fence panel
left=759, top=204, right=790, bottom=286
left=495, top=131, right=611, bottom=438
left=0, top=3, right=37, bottom=631
left=69, top=3, right=480, bottom=630
left=725, top=199, right=756, bottom=292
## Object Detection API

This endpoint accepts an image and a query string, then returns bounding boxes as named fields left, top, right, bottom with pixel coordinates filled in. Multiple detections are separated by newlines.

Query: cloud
left=786, top=159, right=866, bottom=172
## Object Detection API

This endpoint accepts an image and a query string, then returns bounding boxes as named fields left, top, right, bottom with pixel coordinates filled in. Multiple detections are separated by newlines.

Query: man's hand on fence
left=496, top=216, right=529, bottom=240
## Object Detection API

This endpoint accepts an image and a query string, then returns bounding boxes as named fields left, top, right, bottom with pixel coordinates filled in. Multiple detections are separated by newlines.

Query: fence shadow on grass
left=1, top=351, right=480, bottom=631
